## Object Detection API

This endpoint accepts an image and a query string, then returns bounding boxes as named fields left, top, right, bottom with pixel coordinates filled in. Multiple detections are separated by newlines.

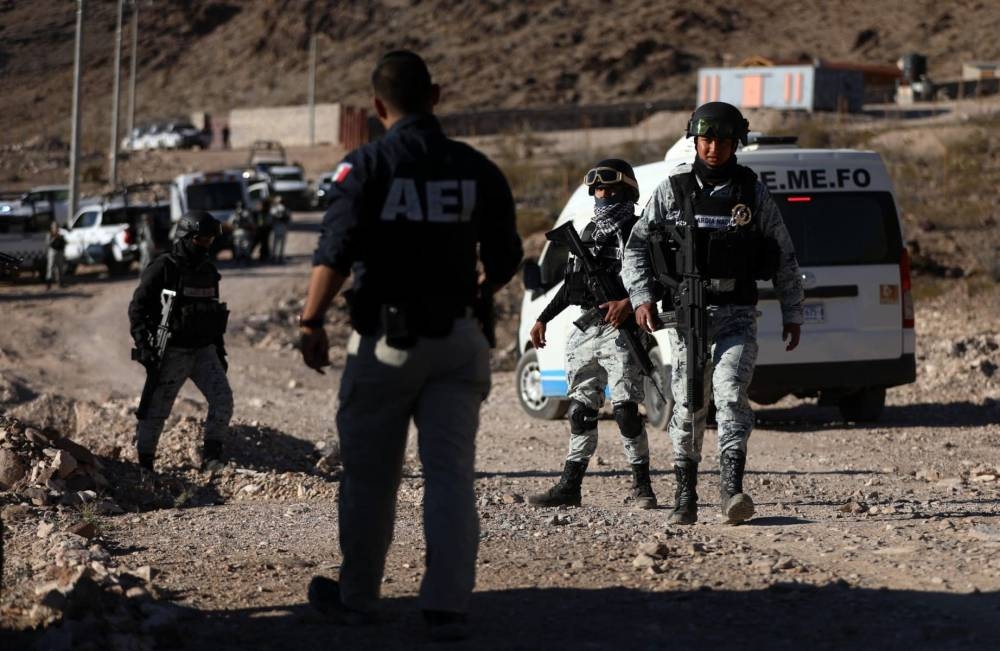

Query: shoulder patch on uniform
left=333, top=162, right=353, bottom=183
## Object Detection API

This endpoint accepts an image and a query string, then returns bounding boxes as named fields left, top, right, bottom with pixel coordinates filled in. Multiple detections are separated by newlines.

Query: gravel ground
left=2, top=213, right=999, bottom=650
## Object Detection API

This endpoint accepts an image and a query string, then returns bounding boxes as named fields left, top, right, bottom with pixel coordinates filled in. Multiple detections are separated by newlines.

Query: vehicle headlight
left=0, top=205, right=10, bottom=213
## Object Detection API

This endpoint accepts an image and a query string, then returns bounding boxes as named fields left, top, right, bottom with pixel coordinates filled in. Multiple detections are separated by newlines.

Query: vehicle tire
left=838, top=386, right=886, bottom=422
left=515, top=349, right=569, bottom=420
left=643, top=347, right=674, bottom=430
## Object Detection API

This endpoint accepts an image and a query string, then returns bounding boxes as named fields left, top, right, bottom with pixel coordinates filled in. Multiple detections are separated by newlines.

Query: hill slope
left=1, top=0, right=998, bottom=149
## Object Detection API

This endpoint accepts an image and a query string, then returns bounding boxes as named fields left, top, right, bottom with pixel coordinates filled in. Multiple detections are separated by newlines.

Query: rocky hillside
left=1, top=0, right=998, bottom=148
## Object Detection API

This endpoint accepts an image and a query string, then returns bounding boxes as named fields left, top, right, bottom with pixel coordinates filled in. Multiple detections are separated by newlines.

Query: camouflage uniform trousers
left=667, top=305, right=758, bottom=464
left=564, top=321, right=649, bottom=465
left=135, top=344, right=233, bottom=457
left=335, top=317, right=490, bottom=615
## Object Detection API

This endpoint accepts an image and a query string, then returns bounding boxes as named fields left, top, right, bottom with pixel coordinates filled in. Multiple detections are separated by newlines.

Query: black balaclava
left=692, top=150, right=739, bottom=186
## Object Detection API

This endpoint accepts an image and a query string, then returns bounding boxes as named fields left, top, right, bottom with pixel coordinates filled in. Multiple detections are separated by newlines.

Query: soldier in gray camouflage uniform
left=528, top=159, right=657, bottom=510
left=129, top=211, right=233, bottom=471
left=623, top=102, right=803, bottom=525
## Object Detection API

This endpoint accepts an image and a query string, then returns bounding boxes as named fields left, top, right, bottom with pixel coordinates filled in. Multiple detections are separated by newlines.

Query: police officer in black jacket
left=129, top=211, right=232, bottom=471
left=298, top=51, right=522, bottom=641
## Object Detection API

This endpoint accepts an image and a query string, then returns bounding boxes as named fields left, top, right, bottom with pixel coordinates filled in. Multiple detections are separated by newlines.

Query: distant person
left=45, top=221, right=67, bottom=289
left=254, top=197, right=273, bottom=262
left=232, top=201, right=255, bottom=264
left=128, top=211, right=232, bottom=471
left=527, top=159, right=657, bottom=511
left=270, top=195, right=290, bottom=263
left=622, top=102, right=804, bottom=525
left=221, top=124, right=231, bottom=149
left=298, top=50, right=522, bottom=641
left=138, top=212, right=156, bottom=271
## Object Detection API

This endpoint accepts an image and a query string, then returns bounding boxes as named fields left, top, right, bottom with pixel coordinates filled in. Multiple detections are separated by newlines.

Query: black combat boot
left=719, top=449, right=755, bottom=524
left=202, top=440, right=223, bottom=469
left=528, top=460, right=588, bottom=507
left=630, top=462, right=657, bottom=510
left=667, top=461, right=698, bottom=525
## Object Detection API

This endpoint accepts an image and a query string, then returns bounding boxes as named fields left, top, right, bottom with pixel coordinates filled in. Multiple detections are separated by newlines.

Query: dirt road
left=2, top=212, right=999, bottom=649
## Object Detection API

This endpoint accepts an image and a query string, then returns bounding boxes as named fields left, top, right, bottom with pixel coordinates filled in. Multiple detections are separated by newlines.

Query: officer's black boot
left=667, top=461, right=698, bottom=525
left=528, top=460, right=587, bottom=507
left=202, top=440, right=223, bottom=469
left=720, top=449, right=755, bottom=524
left=630, top=462, right=657, bottom=510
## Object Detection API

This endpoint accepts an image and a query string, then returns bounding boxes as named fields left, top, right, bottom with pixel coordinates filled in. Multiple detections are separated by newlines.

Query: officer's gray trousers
left=46, top=249, right=65, bottom=286
left=135, top=345, right=233, bottom=457
left=335, top=317, right=490, bottom=614
left=667, top=305, right=758, bottom=464
left=564, top=321, right=649, bottom=465
left=271, top=223, right=288, bottom=262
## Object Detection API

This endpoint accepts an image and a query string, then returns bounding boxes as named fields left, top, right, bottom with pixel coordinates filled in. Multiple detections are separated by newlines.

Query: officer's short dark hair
left=372, top=50, right=433, bottom=113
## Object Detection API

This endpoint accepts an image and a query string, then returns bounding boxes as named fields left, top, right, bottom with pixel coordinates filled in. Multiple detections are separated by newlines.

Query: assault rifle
left=134, top=289, right=177, bottom=419
left=546, top=222, right=666, bottom=404
left=648, top=220, right=710, bottom=413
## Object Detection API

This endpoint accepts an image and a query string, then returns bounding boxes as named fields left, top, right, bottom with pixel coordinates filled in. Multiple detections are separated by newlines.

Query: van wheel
left=838, top=386, right=886, bottom=422
left=515, top=349, right=569, bottom=420
left=644, top=347, right=674, bottom=430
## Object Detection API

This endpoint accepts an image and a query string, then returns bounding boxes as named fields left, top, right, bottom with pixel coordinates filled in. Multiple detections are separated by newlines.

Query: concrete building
left=228, top=103, right=368, bottom=149
left=697, top=58, right=874, bottom=112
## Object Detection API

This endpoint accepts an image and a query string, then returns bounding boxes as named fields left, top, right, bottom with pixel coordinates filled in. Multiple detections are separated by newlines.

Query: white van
left=516, top=135, right=916, bottom=424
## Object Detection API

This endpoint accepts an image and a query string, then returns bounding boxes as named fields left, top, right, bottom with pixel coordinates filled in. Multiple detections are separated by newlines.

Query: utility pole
left=109, top=0, right=124, bottom=188
left=308, top=32, right=317, bottom=146
left=126, top=0, right=138, bottom=139
left=68, top=0, right=85, bottom=218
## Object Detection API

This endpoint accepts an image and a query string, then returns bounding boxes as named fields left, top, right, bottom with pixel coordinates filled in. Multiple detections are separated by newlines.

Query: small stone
left=637, top=542, right=669, bottom=558
left=36, top=521, right=55, bottom=539
left=52, top=449, right=78, bottom=479
left=632, top=554, right=657, bottom=569
left=688, top=542, right=707, bottom=555
left=0, top=448, right=27, bottom=489
left=126, top=586, right=151, bottom=599
left=501, top=493, right=524, bottom=505
left=67, top=521, right=98, bottom=539
left=287, top=379, right=301, bottom=389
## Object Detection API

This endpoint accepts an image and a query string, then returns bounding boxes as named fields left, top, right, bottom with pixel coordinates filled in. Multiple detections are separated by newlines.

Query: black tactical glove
left=131, top=345, right=158, bottom=369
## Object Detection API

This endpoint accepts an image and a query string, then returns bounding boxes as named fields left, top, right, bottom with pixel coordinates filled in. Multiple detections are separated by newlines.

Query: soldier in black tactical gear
left=527, top=159, right=657, bottom=510
left=129, top=210, right=233, bottom=471
left=624, top=102, right=804, bottom=525
left=298, top=51, right=522, bottom=641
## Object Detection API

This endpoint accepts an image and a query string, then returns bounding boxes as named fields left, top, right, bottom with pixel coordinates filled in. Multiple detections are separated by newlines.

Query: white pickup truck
left=62, top=201, right=167, bottom=275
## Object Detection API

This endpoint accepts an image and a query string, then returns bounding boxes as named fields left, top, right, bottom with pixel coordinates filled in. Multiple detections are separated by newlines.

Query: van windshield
left=187, top=182, right=243, bottom=211
left=773, top=191, right=903, bottom=266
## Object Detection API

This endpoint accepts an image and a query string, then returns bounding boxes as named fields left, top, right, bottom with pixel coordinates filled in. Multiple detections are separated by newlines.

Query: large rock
left=0, top=447, right=27, bottom=489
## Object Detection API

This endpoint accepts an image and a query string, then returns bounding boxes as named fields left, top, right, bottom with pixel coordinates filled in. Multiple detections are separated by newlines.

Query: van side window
left=539, top=242, right=569, bottom=287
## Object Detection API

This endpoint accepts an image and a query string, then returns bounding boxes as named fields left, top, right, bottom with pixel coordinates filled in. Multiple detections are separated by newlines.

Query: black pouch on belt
left=381, top=303, right=417, bottom=350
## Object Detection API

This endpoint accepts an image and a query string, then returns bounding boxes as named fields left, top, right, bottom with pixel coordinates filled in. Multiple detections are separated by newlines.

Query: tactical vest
left=564, top=220, right=631, bottom=306
left=163, top=254, right=229, bottom=347
left=667, top=166, right=780, bottom=306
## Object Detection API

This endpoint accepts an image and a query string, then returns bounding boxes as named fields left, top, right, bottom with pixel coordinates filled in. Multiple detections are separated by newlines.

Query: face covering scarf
left=592, top=197, right=636, bottom=244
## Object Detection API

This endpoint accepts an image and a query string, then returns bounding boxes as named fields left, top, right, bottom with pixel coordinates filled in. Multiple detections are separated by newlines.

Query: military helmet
left=686, top=102, right=750, bottom=145
left=174, top=210, right=221, bottom=240
left=584, top=158, right=640, bottom=202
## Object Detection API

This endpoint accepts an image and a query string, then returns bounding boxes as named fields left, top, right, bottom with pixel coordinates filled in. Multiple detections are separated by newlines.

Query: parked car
left=156, top=121, right=211, bottom=150
left=0, top=185, right=70, bottom=225
left=265, top=164, right=309, bottom=209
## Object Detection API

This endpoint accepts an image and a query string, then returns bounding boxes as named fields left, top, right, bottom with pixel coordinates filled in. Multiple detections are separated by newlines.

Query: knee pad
left=613, top=401, right=643, bottom=439
left=568, top=401, right=599, bottom=435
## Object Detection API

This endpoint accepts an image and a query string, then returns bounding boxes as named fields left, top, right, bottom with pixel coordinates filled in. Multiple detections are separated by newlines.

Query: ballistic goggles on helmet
left=688, top=117, right=745, bottom=140
left=584, top=167, right=639, bottom=193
